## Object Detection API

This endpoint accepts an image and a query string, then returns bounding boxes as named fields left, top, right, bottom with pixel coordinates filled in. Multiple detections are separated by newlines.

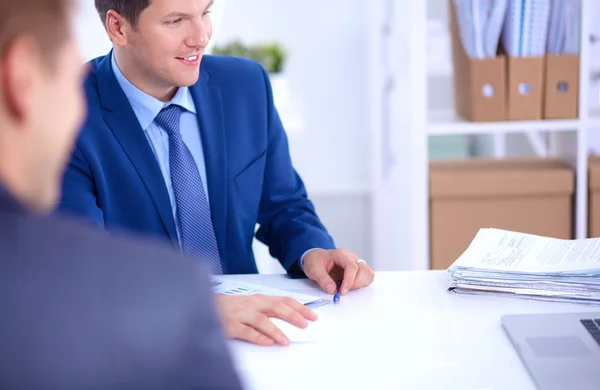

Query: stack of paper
left=211, top=277, right=331, bottom=309
left=447, top=228, right=600, bottom=305
left=546, top=0, right=581, bottom=54
left=502, top=0, right=551, bottom=57
left=453, top=0, right=509, bottom=58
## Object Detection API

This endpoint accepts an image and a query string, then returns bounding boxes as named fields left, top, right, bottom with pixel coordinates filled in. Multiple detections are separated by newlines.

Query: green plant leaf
left=211, top=39, right=287, bottom=73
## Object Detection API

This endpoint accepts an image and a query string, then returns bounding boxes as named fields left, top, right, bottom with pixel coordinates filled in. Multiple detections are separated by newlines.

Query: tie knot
left=155, top=104, right=183, bottom=136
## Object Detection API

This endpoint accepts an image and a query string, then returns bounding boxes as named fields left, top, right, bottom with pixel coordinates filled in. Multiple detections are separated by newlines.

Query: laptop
left=501, top=312, right=600, bottom=390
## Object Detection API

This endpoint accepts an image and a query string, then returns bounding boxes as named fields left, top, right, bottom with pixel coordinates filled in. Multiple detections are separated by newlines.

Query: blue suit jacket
left=58, top=52, right=336, bottom=275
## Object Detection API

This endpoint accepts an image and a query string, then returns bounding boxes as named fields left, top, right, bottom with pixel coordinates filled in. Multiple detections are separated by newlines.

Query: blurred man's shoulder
left=0, top=208, right=204, bottom=278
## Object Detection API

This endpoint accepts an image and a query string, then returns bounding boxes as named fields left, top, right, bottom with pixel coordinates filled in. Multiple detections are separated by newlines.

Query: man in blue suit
left=59, top=0, right=375, bottom=346
left=0, top=0, right=242, bottom=388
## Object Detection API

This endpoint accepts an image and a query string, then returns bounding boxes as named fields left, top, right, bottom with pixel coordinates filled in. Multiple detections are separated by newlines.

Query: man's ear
left=1, top=36, right=38, bottom=123
left=105, top=10, right=132, bottom=47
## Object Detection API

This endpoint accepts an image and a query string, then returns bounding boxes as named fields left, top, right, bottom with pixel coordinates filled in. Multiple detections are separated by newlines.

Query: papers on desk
left=211, top=277, right=330, bottom=309
left=447, top=228, right=600, bottom=305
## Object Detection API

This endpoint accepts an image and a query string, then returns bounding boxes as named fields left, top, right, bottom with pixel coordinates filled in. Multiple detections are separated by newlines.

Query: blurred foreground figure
left=0, top=0, right=243, bottom=388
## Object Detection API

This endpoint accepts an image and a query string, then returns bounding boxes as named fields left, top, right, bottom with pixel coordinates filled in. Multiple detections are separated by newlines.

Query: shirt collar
left=110, top=52, right=196, bottom=131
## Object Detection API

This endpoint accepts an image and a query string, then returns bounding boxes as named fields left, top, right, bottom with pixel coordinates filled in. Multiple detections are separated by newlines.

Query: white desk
left=222, top=271, right=600, bottom=390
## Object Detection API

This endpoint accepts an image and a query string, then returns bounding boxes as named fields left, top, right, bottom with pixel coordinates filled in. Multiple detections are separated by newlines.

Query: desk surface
left=222, top=271, right=599, bottom=390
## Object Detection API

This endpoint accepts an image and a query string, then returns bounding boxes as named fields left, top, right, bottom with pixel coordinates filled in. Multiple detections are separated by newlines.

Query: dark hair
left=0, top=0, right=72, bottom=65
left=95, top=0, right=151, bottom=28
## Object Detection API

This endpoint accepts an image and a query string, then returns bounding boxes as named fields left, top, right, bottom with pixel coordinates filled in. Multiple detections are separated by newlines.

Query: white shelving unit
left=369, top=0, right=593, bottom=271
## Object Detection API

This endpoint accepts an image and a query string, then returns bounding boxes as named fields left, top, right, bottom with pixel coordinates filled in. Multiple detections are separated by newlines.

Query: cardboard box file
left=543, top=54, right=580, bottom=119
left=506, top=56, right=545, bottom=120
left=429, top=158, right=575, bottom=270
left=588, top=155, right=600, bottom=237
left=448, top=0, right=506, bottom=122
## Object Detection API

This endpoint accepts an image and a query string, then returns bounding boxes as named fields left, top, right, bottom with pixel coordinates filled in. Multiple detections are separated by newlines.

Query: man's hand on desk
left=214, top=294, right=318, bottom=346
left=302, top=248, right=375, bottom=295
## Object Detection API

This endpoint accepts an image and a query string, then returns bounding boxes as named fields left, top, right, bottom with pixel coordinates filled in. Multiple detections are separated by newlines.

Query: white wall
left=214, top=0, right=369, bottom=195
left=73, top=1, right=112, bottom=61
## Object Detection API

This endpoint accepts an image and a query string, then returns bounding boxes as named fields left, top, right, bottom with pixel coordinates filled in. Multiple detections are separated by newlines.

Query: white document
left=563, top=0, right=581, bottom=54
left=547, top=0, right=580, bottom=54
left=546, top=0, right=563, bottom=53
left=454, top=0, right=508, bottom=59
left=448, top=228, right=600, bottom=305
left=532, top=0, right=551, bottom=56
left=449, top=287, right=600, bottom=305
left=502, top=0, right=523, bottom=56
left=485, top=0, right=510, bottom=57
left=555, top=0, right=567, bottom=52
left=522, top=0, right=532, bottom=55
left=502, top=0, right=550, bottom=57
left=211, top=277, right=331, bottom=308
left=521, top=0, right=551, bottom=56
left=452, top=228, right=600, bottom=274
left=454, top=0, right=477, bottom=58
left=473, top=0, right=489, bottom=58
left=452, top=282, right=600, bottom=299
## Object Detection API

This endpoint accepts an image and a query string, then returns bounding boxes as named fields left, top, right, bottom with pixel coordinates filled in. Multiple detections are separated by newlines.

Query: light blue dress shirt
left=111, top=54, right=209, bottom=243
left=111, top=54, right=313, bottom=270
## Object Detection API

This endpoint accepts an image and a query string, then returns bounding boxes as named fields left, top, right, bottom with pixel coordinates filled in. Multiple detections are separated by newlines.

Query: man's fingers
left=352, top=262, right=375, bottom=289
left=234, top=322, right=275, bottom=346
left=251, top=297, right=318, bottom=345
left=306, top=262, right=337, bottom=294
left=217, top=295, right=321, bottom=347
left=339, top=257, right=359, bottom=295
left=268, top=297, right=317, bottom=323
left=250, top=313, right=292, bottom=346
left=284, top=297, right=318, bottom=321
left=263, top=298, right=308, bottom=328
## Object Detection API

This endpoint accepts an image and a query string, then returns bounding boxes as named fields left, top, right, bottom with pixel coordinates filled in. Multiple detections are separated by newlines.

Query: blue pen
left=333, top=280, right=342, bottom=304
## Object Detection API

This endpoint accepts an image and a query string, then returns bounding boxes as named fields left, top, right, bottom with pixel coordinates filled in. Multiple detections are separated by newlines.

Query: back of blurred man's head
left=0, top=0, right=85, bottom=213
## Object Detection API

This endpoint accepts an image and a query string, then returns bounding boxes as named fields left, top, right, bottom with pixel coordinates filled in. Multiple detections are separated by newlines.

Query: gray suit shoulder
left=0, top=210, right=244, bottom=390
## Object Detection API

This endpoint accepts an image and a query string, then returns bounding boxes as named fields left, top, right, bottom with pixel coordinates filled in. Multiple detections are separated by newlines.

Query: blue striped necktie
left=154, top=104, right=223, bottom=274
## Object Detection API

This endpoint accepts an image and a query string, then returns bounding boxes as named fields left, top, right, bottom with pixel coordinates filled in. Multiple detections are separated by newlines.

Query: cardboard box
left=588, top=155, right=600, bottom=237
left=543, top=54, right=580, bottom=119
left=448, top=0, right=506, bottom=122
left=506, top=55, right=545, bottom=120
left=429, top=158, right=575, bottom=270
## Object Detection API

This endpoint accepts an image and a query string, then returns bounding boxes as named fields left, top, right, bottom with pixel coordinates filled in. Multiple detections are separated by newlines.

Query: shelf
left=370, top=0, right=594, bottom=271
left=427, top=110, right=581, bottom=135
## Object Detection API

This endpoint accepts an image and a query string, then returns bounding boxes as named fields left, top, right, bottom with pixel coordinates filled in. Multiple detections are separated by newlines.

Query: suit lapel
left=190, top=76, right=228, bottom=272
left=95, top=54, right=178, bottom=243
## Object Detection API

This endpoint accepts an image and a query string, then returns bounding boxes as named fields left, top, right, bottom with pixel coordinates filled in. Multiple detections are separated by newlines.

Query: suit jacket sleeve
left=58, top=143, right=105, bottom=228
left=254, top=65, right=336, bottom=275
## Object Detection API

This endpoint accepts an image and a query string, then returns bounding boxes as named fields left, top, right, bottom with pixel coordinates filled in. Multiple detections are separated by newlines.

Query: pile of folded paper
left=447, top=228, right=600, bottom=305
